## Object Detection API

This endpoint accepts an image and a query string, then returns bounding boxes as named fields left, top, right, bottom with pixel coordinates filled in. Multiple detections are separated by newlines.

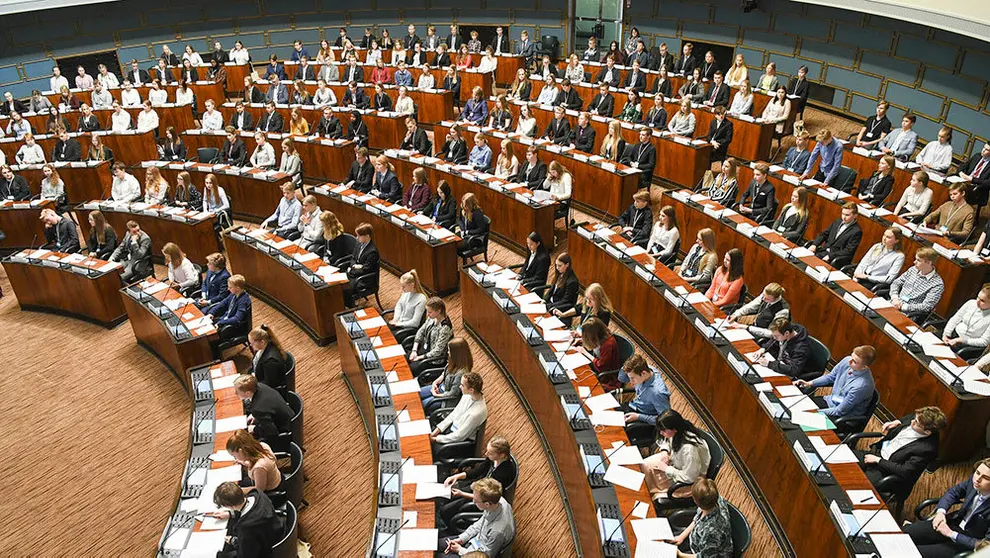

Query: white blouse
left=898, top=186, right=933, bottom=215
left=728, top=91, right=753, bottom=115
left=168, top=257, right=198, bottom=288
left=544, top=173, right=572, bottom=200
left=647, top=224, right=680, bottom=258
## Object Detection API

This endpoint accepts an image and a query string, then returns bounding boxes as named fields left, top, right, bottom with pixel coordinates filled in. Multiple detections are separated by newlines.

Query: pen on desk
left=859, top=497, right=875, bottom=504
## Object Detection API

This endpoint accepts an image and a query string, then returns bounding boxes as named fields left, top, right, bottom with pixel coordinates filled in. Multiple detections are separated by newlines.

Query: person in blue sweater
left=796, top=345, right=876, bottom=425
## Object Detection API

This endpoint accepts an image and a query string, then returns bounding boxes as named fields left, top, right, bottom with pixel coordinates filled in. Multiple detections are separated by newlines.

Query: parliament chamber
left=3, top=0, right=990, bottom=556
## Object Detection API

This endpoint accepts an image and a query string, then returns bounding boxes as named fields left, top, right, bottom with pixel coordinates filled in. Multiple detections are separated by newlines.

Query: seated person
left=853, top=227, right=906, bottom=292
left=343, top=223, right=380, bottom=307
left=390, top=270, right=427, bottom=331
left=421, top=181, right=456, bottom=228
left=771, top=186, right=809, bottom=243
left=403, top=167, right=432, bottom=212
left=206, top=274, right=253, bottom=345
left=942, top=285, right=990, bottom=360
left=736, top=162, right=777, bottom=225
left=893, top=171, right=933, bottom=222
left=589, top=82, right=614, bottom=117
left=559, top=283, right=613, bottom=329
left=260, top=182, right=302, bottom=237
left=643, top=93, right=668, bottom=129
left=809, top=202, right=862, bottom=269
left=577, top=319, right=620, bottom=386
left=570, top=112, right=596, bottom=153
left=923, top=183, right=975, bottom=243
left=461, top=86, right=489, bottom=125
left=704, top=157, right=739, bottom=207
left=439, top=477, right=514, bottom=557
left=455, top=193, right=489, bottom=260
left=468, top=133, right=492, bottom=171
left=647, top=205, right=680, bottom=266
left=294, top=195, right=322, bottom=249
left=667, top=479, right=735, bottom=556
left=753, top=318, right=812, bottom=378
left=436, top=126, right=468, bottom=165
left=702, top=106, right=733, bottom=162
left=430, top=371, right=488, bottom=445
left=40, top=208, right=79, bottom=254
left=612, top=190, right=653, bottom=247
left=620, top=127, right=657, bottom=188
left=220, top=127, right=247, bottom=166
left=618, top=354, right=672, bottom=426
left=85, top=210, right=118, bottom=260
left=878, top=114, right=918, bottom=160
left=544, top=253, right=580, bottom=316
left=795, top=346, right=876, bottom=427
left=639, top=409, right=711, bottom=504
left=904, top=458, right=990, bottom=557
left=705, top=248, right=744, bottom=308
left=858, top=155, right=895, bottom=205
left=440, top=436, right=517, bottom=526
left=727, top=283, right=789, bottom=339
left=344, top=147, right=374, bottom=193
left=0, top=165, right=31, bottom=200
left=513, top=146, right=547, bottom=191
left=370, top=156, right=403, bottom=203
left=409, top=297, right=454, bottom=376
left=162, top=242, right=199, bottom=297
left=109, top=221, right=152, bottom=284
left=421, top=337, right=471, bottom=414
left=233, top=373, right=292, bottom=445
left=889, top=248, right=944, bottom=323
left=519, top=232, right=551, bottom=289
left=675, top=228, right=718, bottom=290
left=543, top=105, right=571, bottom=145
left=781, top=130, right=811, bottom=173
left=400, top=117, right=430, bottom=154
left=207, top=482, right=283, bottom=557
left=857, top=406, right=946, bottom=503
left=225, top=429, right=281, bottom=493
left=248, top=324, right=289, bottom=393
left=197, top=252, right=231, bottom=309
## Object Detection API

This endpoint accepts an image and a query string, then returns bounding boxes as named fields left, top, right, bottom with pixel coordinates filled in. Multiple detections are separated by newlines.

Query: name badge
left=865, top=132, right=874, bottom=139
left=940, top=226, right=948, bottom=232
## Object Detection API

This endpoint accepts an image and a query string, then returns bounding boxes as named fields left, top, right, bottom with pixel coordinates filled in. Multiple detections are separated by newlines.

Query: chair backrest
left=331, top=233, right=357, bottom=260
left=283, top=351, right=296, bottom=394
left=805, top=336, right=830, bottom=376
left=271, top=501, right=298, bottom=558
left=274, top=442, right=305, bottom=510
left=502, top=454, right=520, bottom=504
left=197, top=147, right=218, bottom=163
left=726, top=501, right=752, bottom=557
left=614, top=334, right=635, bottom=367
left=287, top=391, right=303, bottom=449
left=835, top=166, right=857, bottom=193
left=697, top=429, right=725, bottom=480
left=473, top=420, right=487, bottom=456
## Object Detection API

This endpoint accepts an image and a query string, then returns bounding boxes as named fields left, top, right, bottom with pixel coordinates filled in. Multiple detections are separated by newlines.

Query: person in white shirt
left=942, top=285, right=990, bottom=359
left=230, top=40, right=251, bottom=65
left=477, top=47, right=498, bottom=74
left=183, top=45, right=205, bottom=66
left=111, top=162, right=141, bottom=202
left=143, top=166, right=169, bottom=204
left=110, top=101, right=131, bottom=132
left=647, top=205, right=681, bottom=264
left=394, top=86, right=415, bottom=115
left=16, top=133, right=46, bottom=165
left=250, top=131, right=276, bottom=169
left=916, top=126, right=954, bottom=174
left=389, top=270, right=428, bottom=329
left=536, top=74, right=558, bottom=105
left=136, top=100, right=159, bottom=133
left=312, top=79, right=337, bottom=107
left=728, top=79, right=754, bottom=116
left=49, top=67, right=69, bottom=93
left=201, top=99, right=224, bottom=131
left=97, top=64, right=119, bottom=88
left=147, top=80, right=168, bottom=105
left=294, top=195, right=323, bottom=250
left=163, top=242, right=200, bottom=295
left=5, top=112, right=31, bottom=139
left=430, top=371, right=487, bottom=445
left=543, top=161, right=572, bottom=202
left=120, top=81, right=141, bottom=106
left=91, top=82, right=113, bottom=109
left=417, top=65, right=435, bottom=89
left=175, top=81, right=195, bottom=106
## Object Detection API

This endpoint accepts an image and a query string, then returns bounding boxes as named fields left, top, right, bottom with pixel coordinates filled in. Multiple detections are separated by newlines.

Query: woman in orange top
left=705, top=248, right=744, bottom=307
left=225, top=429, right=282, bottom=493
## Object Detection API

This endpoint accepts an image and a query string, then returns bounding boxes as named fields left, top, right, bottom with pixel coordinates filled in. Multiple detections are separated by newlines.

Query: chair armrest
left=666, top=481, right=694, bottom=502
left=843, top=431, right=883, bottom=448
left=381, top=309, right=395, bottom=317
left=529, top=284, right=551, bottom=294
left=669, top=508, right=698, bottom=533
left=434, top=440, right=476, bottom=460
left=430, top=407, right=453, bottom=424
left=875, top=474, right=905, bottom=497
left=915, top=498, right=942, bottom=520
left=506, top=263, right=524, bottom=270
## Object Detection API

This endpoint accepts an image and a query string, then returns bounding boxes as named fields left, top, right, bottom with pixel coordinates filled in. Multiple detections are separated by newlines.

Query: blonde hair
left=601, top=120, right=623, bottom=160
left=162, top=242, right=184, bottom=265
left=585, top=282, right=614, bottom=313
left=401, top=269, right=426, bottom=295
left=320, top=211, right=343, bottom=239
left=248, top=324, right=287, bottom=359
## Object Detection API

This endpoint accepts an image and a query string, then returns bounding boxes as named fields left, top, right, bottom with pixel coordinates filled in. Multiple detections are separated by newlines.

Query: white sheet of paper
left=634, top=540, right=678, bottom=558
left=753, top=382, right=774, bottom=392
left=585, top=392, right=621, bottom=413
left=213, top=415, right=248, bottom=432
left=197, top=515, right=228, bottom=531
left=543, top=329, right=572, bottom=342
left=205, top=465, right=242, bottom=484
left=389, top=379, right=420, bottom=395
left=414, top=483, right=451, bottom=500
left=632, top=501, right=650, bottom=519
left=375, top=344, right=406, bottom=360
left=871, top=533, right=923, bottom=558
left=398, top=419, right=432, bottom=438
left=608, top=445, right=646, bottom=466
left=536, top=315, right=567, bottom=331
left=852, top=509, right=899, bottom=533
left=590, top=410, right=627, bottom=427
left=776, top=385, right=803, bottom=397
left=402, top=510, right=418, bottom=528
left=779, top=395, right=818, bottom=412
left=520, top=303, right=548, bottom=315
left=846, top=489, right=880, bottom=505
left=211, top=373, right=238, bottom=391
left=209, top=450, right=236, bottom=462
left=603, top=463, right=645, bottom=491
left=789, top=411, right=827, bottom=430
left=631, top=517, right=674, bottom=541
left=513, top=292, right=543, bottom=305
left=358, top=316, right=388, bottom=329
left=963, top=379, right=990, bottom=396
left=401, top=464, right=439, bottom=485
left=183, top=530, right=227, bottom=555
left=922, top=344, right=957, bottom=359
left=684, top=292, right=709, bottom=304
left=397, top=528, right=439, bottom=551
left=754, top=364, right=785, bottom=378
left=559, top=351, right=592, bottom=370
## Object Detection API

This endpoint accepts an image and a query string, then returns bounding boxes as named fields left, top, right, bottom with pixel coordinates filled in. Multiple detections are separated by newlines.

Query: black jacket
left=0, top=99, right=26, bottom=116
left=617, top=204, right=653, bottom=246
left=595, top=66, right=621, bottom=87
left=43, top=217, right=80, bottom=253
left=257, top=112, right=284, bottom=133
left=545, top=273, right=580, bottom=312
left=347, top=120, right=368, bottom=147
left=77, top=114, right=102, bottom=132
left=514, top=160, right=547, bottom=191
left=704, top=83, right=730, bottom=107
left=252, top=343, right=289, bottom=393
left=230, top=110, right=255, bottom=131
left=244, top=86, right=265, bottom=104
left=401, top=127, right=431, bottom=154
left=543, top=117, right=571, bottom=145
left=786, top=77, right=810, bottom=111
left=52, top=138, right=82, bottom=162
left=652, top=78, right=673, bottom=97
left=621, top=141, right=656, bottom=186
left=313, top=116, right=342, bottom=138
left=589, top=93, right=614, bottom=117
left=374, top=170, right=403, bottom=203
left=704, top=118, right=734, bottom=160
left=624, top=70, right=647, bottom=91
left=87, top=226, right=118, bottom=260
left=244, top=382, right=293, bottom=442
left=294, top=64, right=316, bottom=81
left=373, top=92, right=392, bottom=111
left=738, top=180, right=778, bottom=225
left=555, top=87, right=583, bottom=111
left=489, top=109, right=513, bottom=131
left=570, top=124, right=596, bottom=153
left=432, top=52, right=452, bottom=68
left=760, top=323, right=812, bottom=378
left=0, top=175, right=30, bottom=201
left=858, top=172, right=894, bottom=205
left=162, top=140, right=187, bottom=162
left=346, top=159, right=374, bottom=193
left=220, top=489, right=283, bottom=558
left=348, top=240, right=380, bottom=280
left=437, top=138, right=468, bottom=164
left=343, top=89, right=370, bottom=109
left=772, top=205, right=809, bottom=243
left=813, top=219, right=862, bottom=268
left=222, top=139, right=248, bottom=166
left=675, top=54, right=696, bottom=75
left=422, top=196, right=456, bottom=228
left=520, top=248, right=551, bottom=289
left=644, top=106, right=668, bottom=129
left=458, top=207, right=489, bottom=237
left=862, top=413, right=940, bottom=499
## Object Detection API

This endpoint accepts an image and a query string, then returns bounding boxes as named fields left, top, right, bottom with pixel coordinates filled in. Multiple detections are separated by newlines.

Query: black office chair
left=670, top=501, right=750, bottom=557
left=277, top=351, right=296, bottom=398
left=800, top=336, right=831, bottom=381
left=721, top=283, right=748, bottom=315
left=833, top=389, right=880, bottom=439
left=443, top=455, right=520, bottom=528
left=176, top=263, right=203, bottom=298
left=431, top=410, right=486, bottom=461
left=276, top=391, right=304, bottom=452
left=197, top=147, right=219, bottom=163
left=216, top=322, right=252, bottom=356
left=833, top=165, right=858, bottom=193
left=416, top=364, right=448, bottom=386
left=655, top=430, right=726, bottom=514
left=269, top=441, right=305, bottom=511
left=271, top=501, right=298, bottom=558
left=457, top=215, right=491, bottom=264
left=844, top=431, right=939, bottom=522
left=350, top=269, right=382, bottom=309
left=320, top=233, right=356, bottom=267
left=658, top=238, right=681, bottom=268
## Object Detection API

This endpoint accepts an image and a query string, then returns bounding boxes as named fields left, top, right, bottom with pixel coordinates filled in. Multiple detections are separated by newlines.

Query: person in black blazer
left=595, top=59, right=622, bottom=88
left=372, top=83, right=392, bottom=111
left=809, top=202, right=863, bottom=269
left=256, top=103, right=284, bottom=133
left=654, top=43, right=676, bottom=73
left=343, top=82, right=370, bottom=109
left=77, top=105, right=102, bottom=132
left=613, top=191, right=653, bottom=247
left=858, top=155, right=896, bottom=205
left=546, top=252, right=580, bottom=315
left=570, top=112, right=596, bottom=153
left=345, top=147, right=374, bottom=193
left=400, top=117, right=430, bottom=154
left=489, top=26, right=510, bottom=54
left=244, top=79, right=265, bottom=104
left=957, top=142, right=990, bottom=205
left=0, top=92, right=26, bottom=116
left=543, top=105, right=571, bottom=146
left=771, top=188, right=810, bottom=243
left=446, top=25, right=463, bottom=51
left=456, top=193, right=489, bottom=260
left=702, top=72, right=730, bottom=108
left=210, top=484, right=284, bottom=558
left=233, top=375, right=292, bottom=442
left=41, top=208, right=80, bottom=253
left=652, top=69, right=673, bottom=97
left=555, top=80, right=583, bottom=111
left=293, top=57, right=316, bottom=81
left=52, top=130, right=82, bottom=162
left=162, top=127, right=186, bottom=161
left=230, top=102, right=254, bottom=131
left=703, top=106, right=734, bottom=162
left=786, top=65, right=811, bottom=120
left=518, top=232, right=551, bottom=289
left=644, top=95, right=668, bottom=129
left=313, top=107, right=342, bottom=138
left=206, top=274, right=253, bottom=341
left=421, top=181, right=457, bottom=228
left=536, top=56, right=559, bottom=79
left=442, top=69, right=461, bottom=100
left=263, top=55, right=286, bottom=81
left=344, top=223, right=380, bottom=306
left=371, top=155, right=403, bottom=202
left=737, top=163, right=778, bottom=226
left=248, top=325, right=290, bottom=394
left=675, top=43, right=696, bottom=75
left=436, top=126, right=468, bottom=165
left=432, top=44, right=452, bottom=68
left=514, top=146, right=547, bottom=191
left=127, top=60, right=150, bottom=85
left=85, top=210, right=118, bottom=260
left=347, top=111, right=369, bottom=148
left=439, top=436, right=518, bottom=524
left=197, top=252, right=231, bottom=308
left=589, top=83, right=614, bottom=117
left=0, top=166, right=31, bottom=201
left=905, top=458, right=990, bottom=556
left=857, top=407, right=945, bottom=502
left=221, top=128, right=248, bottom=166
left=624, top=60, right=647, bottom=91
left=621, top=127, right=656, bottom=188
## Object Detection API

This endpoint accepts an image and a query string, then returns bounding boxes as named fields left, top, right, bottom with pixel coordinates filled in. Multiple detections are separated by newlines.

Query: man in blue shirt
left=261, top=182, right=302, bottom=237
left=796, top=345, right=876, bottom=423
left=290, top=40, right=309, bottom=62
left=618, top=354, right=672, bottom=425
left=394, top=61, right=413, bottom=87
left=879, top=114, right=919, bottom=160
left=782, top=130, right=811, bottom=173
left=800, top=128, right=844, bottom=186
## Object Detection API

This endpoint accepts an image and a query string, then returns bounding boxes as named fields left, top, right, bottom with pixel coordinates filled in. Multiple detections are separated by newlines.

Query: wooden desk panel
left=0, top=200, right=53, bottom=249
left=12, top=161, right=111, bottom=203
left=0, top=131, right=158, bottom=166
left=23, top=105, right=195, bottom=138
left=257, top=79, right=455, bottom=124
left=43, top=81, right=225, bottom=115
left=218, top=103, right=404, bottom=151
left=154, top=162, right=290, bottom=223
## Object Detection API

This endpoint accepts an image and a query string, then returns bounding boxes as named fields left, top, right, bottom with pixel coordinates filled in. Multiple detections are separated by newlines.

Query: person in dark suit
left=159, top=45, right=179, bottom=66
left=490, top=26, right=510, bottom=54
left=857, top=407, right=946, bottom=502
left=595, top=58, right=621, bottom=88
left=51, top=129, right=81, bottom=162
left=654, top=42, right=675, bottom=73
left=77, top=104, right=102, bottom=132
left=570, top=112, right=596, bottom=153
left=347, top=111, right=369, bottom=148
left=703, top=106, right=734, bottom=162
left=703, top=71, right=730, bottom=108
left=248, top=324, right=290, bottom=393
left=904, top=457, right=990, bottom=557
left=517, top=30, right=535, bottom=65
left=546, top=252, right=580, bottom=315
left=293, top=55, right=316, bottom=81
left=85, top=210, right=118, bottom=260
left=957, top=142, right=990, bottom=205
left=243, top=77, right=265, bottom=104
left=786, top=65, right=811, bottom=120
left=621, top=127, right=657, bottom=188
left=343, top=58, right=364, bottom=84
left=127, top=60, right=150, bottom=85
left=110, top=220, right=153, bottom=284
left=613, top=190, right=653, bottom=247
left=256, top=102, right=284, bottom=133
left=404, top=23, right=421, bottom=49
left=736, top=162, right=778, bottom=226
left=543, top=105, right=571, bottom=146
left=446, top=24, right=463, bottom=51
left=197, top=252, right=231, bottom=309
left=555, top=79, right=583, bottom=111
left=230, top=102, right=254, bottom=131
left=514, top=146, right=547, bottom=191
left=421, top=181, right=456, bottom=228
left=589, top=82, right=614, bottom=117
left=264, top=74, right=289, bottom=104
left=263, top=54, right=287, bottom=81
left=0, top=165, right=30, bottom=200
left=518, top=232, right=551, bottom=289
left=342, top=81, right=370, bottom=109
left=436, top=126, right=468, bottom=164
left=456, top=193, right=489, bottom=260
left=344, top=147, right=374, bottom=193
left=233, top=374, right=292, bottom=442
left=313, top=107, right=342, bottom=139
left=644, top=94, right=668, bottom=129
left=432, top=44, right=452, bottom=69
left=220, top=127, right=248, bottom=167
left=809, top=202, right=862, bottom=269
left=624, top=60, right=647, bottom=91
left=40, top=208, right=80, bottom=253
left=207, top=274, right=253, bottom=342
left=675, top=42, right=696, bottom=75
left=208, top=483, right=284, bottom=558
left=858, top=155, right=896, bottom=205
left=753, top=318, right=812, bottom=378
left=210, top=41, right=229, bottom=65
left=371, top=155, right=403, bottom=203
left=344, top=222, right=380, bottom=307
left=401, top=117, right=431, bottom=154
left=0, top=92, right=26, bottom=116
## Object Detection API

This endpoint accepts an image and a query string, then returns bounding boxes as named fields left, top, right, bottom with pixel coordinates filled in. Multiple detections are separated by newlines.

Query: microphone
left=373, top=362, right=400, bottom=398
left=379, top=455, right=413, bottom=497
left=591, top=440, right=627, bottom=475
left=157, top=513, right=191, bottom=557
left=847, top=492, right=897, bottom=550
left=379, top=403, right=409, bottom=443
left=605, top=502, right=639, bottom=545
left=903, top=325, right=923, bottom=352
left=775, top=391, right=813, bottom=422
left=26, top=233, right=38, bottom=257
left=191, top=398, right=218, bottom=442
left=373, top=518, right=411, bottom=556
left=570, top=375, right=604, bottom=423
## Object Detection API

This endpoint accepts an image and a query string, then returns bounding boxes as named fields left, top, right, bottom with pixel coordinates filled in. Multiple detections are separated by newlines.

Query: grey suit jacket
left=111, top=231, right=152, bottom=274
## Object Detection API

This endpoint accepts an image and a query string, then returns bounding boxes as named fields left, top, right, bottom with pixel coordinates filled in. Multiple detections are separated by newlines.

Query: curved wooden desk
left=41, top=80, right=225, bottom=114
left=461, top=263, right=659, bottom=558
left=0, top=130, right=157, bottom=166
left=11, top=160, right=111, bottom=204
left=121, top=277, right=217, bottom=393
left=665, top=192, right=990, bottom=461
left=21, top=105, right=195, bottom=137
left=386, top=151, right=556, bottom=253
left=310, top=184, right=460, bottom=295
left=218, top=103, right=404, bottom=151
left=568, top=223, right=919, bottom=557
left=150, top=161, right=291, bottom=223
left=337, top=307, right=436, bottom=558
left=2, top=249, right=126, bottom=327
left=223, top=226, right=348, bottom=345
left=0, top=198, right=53, bottom=250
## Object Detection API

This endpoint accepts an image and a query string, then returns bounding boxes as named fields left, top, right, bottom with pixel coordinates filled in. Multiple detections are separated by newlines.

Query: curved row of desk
left=217, top=103, right=405, bottom=151
left=0, top=129, right=158, bottom=165
left=33, top=80, right=225, bottom=114
left=0, top=198, right=55, bottom=251
left=7, top=104, right=197, bottom=138
left=564, top=222, right=921, bottom=556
